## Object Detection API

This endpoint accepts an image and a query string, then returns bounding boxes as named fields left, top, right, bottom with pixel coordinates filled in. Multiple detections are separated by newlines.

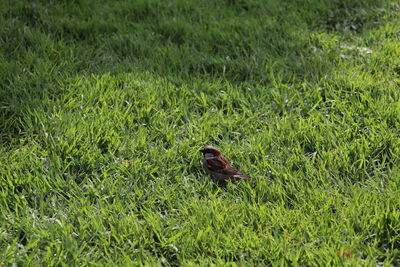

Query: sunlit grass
left=1, top=0, right=399, bottom=265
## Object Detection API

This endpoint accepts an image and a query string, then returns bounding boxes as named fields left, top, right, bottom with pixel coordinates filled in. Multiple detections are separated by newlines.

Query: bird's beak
left=199, top=148, right=204, bottom=153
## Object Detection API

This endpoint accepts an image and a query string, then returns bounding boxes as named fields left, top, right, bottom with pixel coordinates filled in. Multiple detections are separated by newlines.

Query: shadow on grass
left=0, top=0, right=393, bottom=140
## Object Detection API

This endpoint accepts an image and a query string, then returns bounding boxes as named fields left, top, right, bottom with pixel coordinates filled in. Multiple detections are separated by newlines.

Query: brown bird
left=199, top=145, right=251, bottom=183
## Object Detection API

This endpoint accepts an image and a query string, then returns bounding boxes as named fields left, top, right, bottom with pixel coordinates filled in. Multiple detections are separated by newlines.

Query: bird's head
left=200, top=146, right=221, bottom=158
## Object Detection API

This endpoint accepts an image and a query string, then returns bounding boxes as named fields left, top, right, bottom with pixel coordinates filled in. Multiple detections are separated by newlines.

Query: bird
left=199, top=145, right=251, bottom=183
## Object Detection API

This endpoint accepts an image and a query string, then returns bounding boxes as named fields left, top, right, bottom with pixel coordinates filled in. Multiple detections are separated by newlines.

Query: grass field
left=1, top=0, right=400, bottom=265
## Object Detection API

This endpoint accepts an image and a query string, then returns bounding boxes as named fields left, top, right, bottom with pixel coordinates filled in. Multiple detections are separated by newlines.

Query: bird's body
left=200, top=146, right=251, bottom=183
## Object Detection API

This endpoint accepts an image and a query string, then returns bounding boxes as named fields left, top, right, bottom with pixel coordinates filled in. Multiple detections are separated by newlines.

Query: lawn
left=1, top=0, right=400, bottom=265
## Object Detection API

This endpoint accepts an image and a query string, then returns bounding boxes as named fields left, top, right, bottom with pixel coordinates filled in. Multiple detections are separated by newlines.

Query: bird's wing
left=206, top=156, right=242, bottom=176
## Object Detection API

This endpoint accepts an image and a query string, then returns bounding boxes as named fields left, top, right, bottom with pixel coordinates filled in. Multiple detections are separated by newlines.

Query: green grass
left=1, top=0, right=400, bottom=265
